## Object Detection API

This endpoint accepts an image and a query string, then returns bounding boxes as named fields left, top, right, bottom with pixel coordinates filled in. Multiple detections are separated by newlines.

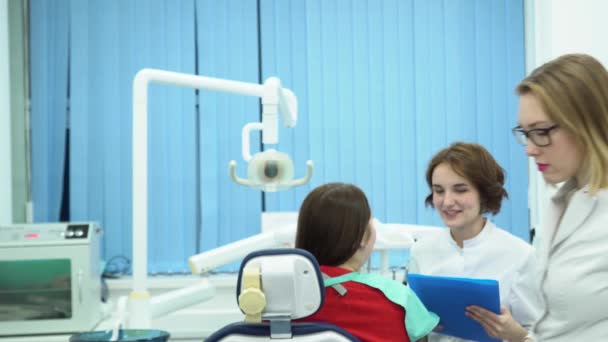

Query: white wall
left=0, top=0, right=13, bottom=225
left=525, top=0, right=608, bottom=232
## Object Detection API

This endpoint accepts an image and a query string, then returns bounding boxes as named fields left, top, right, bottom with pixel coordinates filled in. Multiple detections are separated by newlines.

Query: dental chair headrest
left=236, top=248, right=325, bottom=320
left=205, top=248, right=359, bottom=341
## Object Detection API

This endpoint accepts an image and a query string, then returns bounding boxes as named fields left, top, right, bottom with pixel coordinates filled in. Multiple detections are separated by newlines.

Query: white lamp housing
left=229, top=150, right=313, bottom=192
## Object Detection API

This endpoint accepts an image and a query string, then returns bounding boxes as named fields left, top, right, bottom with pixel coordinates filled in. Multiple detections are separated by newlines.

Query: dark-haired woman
left=296, top=182, right=438, bottom=342
left=409, top=142, right=542, bottom=342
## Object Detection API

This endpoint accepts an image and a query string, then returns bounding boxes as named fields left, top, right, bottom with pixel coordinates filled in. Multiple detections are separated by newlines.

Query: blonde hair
left=516, top=54, right=608, bottom=194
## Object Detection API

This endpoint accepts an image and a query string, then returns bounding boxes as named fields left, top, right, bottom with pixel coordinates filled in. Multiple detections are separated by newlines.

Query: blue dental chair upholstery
left=205, top=249, right=360, bottom=341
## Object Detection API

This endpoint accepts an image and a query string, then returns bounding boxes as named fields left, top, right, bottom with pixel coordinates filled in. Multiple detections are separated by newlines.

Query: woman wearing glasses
left=467, top=54, right=608, bottom=341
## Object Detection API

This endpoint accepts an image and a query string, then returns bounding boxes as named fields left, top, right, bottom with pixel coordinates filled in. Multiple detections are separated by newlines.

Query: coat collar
left=445, top=218, right=494, bottom=249
left=548, top=178, right=597, bottom=250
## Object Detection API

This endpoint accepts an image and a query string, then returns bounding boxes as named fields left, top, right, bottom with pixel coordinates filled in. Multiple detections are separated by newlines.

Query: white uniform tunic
left=408, top=219, right=542, bottom=342
left=532, top=179, right=608, bottom=341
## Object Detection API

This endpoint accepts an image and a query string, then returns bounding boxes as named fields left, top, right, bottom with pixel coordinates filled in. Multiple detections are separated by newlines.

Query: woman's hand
left=465, top=305, right=528, bottom=342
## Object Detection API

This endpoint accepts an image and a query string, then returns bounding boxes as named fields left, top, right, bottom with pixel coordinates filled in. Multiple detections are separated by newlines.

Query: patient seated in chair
left=295, top=183, right=438, bottom=342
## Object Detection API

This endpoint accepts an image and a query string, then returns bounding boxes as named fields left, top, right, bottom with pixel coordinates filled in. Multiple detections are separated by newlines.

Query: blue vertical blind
left=68, top=0, right=197, bottom=273
left=260, top=0, right=529, bottom=239
left=30, top=0, right=528, bottom=274
left=195, top=0, right=262, bottom=262
left=29, top=0, right=69, bottom=222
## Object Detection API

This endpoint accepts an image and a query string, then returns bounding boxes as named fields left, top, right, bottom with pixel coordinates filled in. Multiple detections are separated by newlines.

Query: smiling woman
left=409, top=142, right=543, bottom=342
left=423, top=143, right=508, bottom=245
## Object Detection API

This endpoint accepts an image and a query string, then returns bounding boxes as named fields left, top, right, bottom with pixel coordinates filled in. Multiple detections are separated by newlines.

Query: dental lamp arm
left=278, top=87, right=297, bottom=128
left=132, top=69, right=276, bottom=293
left=130, top=68, right=300, bottom=328
left=261, top=77, right=297, bottom=144
left=149, top=280, right=215, bottom=319
left=188, top=228, right=296, bottom=275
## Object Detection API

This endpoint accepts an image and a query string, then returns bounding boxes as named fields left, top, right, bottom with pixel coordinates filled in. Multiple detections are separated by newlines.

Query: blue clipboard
left=407, top=273, right=501, bottom=342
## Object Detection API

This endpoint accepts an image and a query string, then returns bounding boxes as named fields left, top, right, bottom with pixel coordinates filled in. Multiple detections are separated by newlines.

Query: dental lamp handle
left=229, top=160, right=252, bottom=187
left=287, top=160, right=314, bottom=187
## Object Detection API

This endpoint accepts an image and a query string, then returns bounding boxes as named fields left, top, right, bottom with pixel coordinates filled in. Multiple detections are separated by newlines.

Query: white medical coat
left=532, top=179, right=608, bottom=341
left=408, top=219, right=542, bottom=342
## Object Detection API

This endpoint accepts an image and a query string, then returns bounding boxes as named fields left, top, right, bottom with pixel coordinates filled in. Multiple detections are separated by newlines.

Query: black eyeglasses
left=512, top=124, right=560, bottom=147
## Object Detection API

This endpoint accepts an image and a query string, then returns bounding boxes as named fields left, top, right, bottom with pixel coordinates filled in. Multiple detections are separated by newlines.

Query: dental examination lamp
left=128, top=69, right=313, bottom=329
left=229, top=78, right=314, bottom=192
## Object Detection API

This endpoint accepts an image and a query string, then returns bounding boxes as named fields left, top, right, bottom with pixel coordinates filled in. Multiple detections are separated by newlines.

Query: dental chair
left=205, top=249, right=360, bottom=341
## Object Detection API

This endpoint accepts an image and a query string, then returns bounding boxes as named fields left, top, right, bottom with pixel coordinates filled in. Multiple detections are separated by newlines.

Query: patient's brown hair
left=296, top=183, right=371, bottom=266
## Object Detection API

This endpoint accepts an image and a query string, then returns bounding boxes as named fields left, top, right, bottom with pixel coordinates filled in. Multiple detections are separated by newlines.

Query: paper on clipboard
left=407, top=273, right=501, bottom=342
